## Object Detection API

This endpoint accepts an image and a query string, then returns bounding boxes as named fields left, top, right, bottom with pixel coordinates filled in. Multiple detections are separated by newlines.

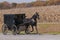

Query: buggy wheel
left=12, top=25, right=17, bottom=35
left=2, top=24, right=8, bottom=35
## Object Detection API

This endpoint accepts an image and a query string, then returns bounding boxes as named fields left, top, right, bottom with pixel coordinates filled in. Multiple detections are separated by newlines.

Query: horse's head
left=31, top=12, right=40, bottom=21
left=35, top=12, right=40, bottom=20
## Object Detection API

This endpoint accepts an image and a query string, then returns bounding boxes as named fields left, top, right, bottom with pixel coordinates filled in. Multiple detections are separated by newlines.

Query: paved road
left=0, top=34, right=60, bottom=40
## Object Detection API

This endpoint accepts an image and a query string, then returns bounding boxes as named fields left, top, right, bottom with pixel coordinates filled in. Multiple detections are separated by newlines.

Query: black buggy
left=2, top=14, right=26, bottom=35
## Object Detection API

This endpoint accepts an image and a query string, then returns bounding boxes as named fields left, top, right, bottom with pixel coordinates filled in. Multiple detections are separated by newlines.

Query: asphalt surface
left=0, top=34, right=60, bottom=40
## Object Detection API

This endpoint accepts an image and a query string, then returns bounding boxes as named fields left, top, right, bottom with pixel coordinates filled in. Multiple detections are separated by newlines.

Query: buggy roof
left=4, top=14, right=25, bottom=16
left=4, top=14, right=26, bottom=18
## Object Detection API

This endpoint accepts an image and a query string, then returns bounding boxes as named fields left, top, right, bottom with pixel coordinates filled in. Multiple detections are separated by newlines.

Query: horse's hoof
left=17, top=33, right=20, bottom=35
left=31, top=30, right=34, bottom=32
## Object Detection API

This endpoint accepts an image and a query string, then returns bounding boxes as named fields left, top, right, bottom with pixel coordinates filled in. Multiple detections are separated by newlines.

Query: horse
left=23, top=12, right=40, bottom=33
left=14, top=12, right=40, bottom=34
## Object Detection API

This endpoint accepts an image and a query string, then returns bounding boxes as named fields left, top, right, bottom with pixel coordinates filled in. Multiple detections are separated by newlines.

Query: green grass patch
left=47, top=32, right=60, bottom=35
left=38, top=24, right=50, bottom=28
left=38, top=24, right=60, bottom=28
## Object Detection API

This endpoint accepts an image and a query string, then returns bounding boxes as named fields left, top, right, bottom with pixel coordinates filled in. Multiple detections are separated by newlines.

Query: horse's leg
left=17, top=26, right=20, bottom=34
left=35, top=25, right=38, bottom=34
left=25, top=26, right=27, bottom=33
left=31, top=25, right=34, bottom=32
left=25, top=26, right=28, bottom=34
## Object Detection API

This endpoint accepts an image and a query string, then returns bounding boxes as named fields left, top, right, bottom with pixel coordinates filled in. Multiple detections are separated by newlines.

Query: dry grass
left=0, top=5, right=60, bottom=23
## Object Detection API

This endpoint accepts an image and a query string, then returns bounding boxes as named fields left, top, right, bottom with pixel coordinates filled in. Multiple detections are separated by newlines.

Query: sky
left=0, top=0, right=36, bottom=3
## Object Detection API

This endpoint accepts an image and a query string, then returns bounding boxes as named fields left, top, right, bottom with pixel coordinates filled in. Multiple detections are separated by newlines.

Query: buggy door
left=15, top=14, right=26, bottom=26
left=4, top=14, right=15, bottom=26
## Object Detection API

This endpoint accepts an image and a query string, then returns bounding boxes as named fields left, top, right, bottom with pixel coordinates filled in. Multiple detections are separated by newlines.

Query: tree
left=12, top=3, right=17, bottom=8
left=0, top=3, right=3, bottom=9
left=0, top=1, right=11, bottom=9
